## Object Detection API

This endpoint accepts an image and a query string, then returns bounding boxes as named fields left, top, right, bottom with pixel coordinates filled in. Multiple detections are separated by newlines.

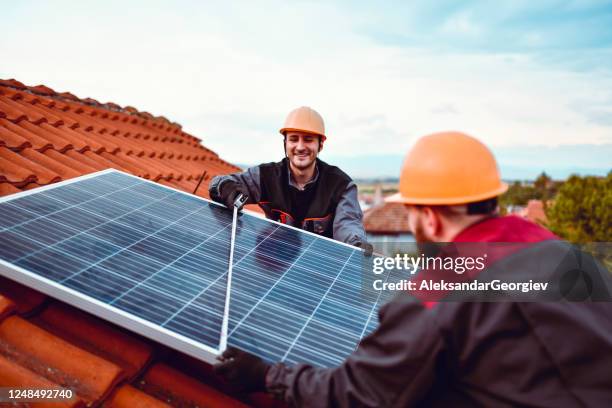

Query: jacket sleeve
left=332, top=181, right=367, bottom=246
left=265, top=296, right=446, bottom=407
left=208, top=166, right=262, bottom=204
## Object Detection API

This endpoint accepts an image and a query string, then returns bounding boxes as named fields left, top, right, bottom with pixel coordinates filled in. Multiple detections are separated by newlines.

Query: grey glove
left=356, top=240, right=374, bottom=257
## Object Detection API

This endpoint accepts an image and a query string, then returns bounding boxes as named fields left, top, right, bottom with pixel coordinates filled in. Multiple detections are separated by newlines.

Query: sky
left=2, top=0, right=611, bottom=179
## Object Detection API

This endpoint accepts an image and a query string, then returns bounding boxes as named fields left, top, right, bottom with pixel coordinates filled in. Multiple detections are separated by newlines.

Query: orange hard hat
left=279, top=106, right=327, bottom=141
left=386, top=131, right=508, bottom=205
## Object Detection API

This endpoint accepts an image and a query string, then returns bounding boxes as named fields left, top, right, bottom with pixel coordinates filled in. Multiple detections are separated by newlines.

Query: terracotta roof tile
left=21, top=147, right=83, bottom=179
left=0, top=295, right=15, bottom=320
left=139, top=364, right=249, bottom=408
left=65, top=150, right=108, bottom=171
left=0, top=78, right=27, bottom=89
left=0, top=98, right=29, bottom=122
left=0, top=148, right=39, bottom=185
left=106, top=385, right=172, bottom=408
left=363, top=203, right=412, bottom=234
left=521, top=199, right=548, bottom=224
left=0, top=180, right=21, bottom=195
left=30, top=84, right=57, bottom=96
left=34, top=302, right=153, bottom=380
left=81, top=150, right=128, bottom=173
left=0, top=122, right=32, bottom=150
left=0, top=316, right=125, bottom=405
left=45, top=149, right=99, bottom=175
left=11, top=97, right=68, bottom=126
left=20, top=121, right=78, bottom=151
left=0, top=354, right=85, bottom=408
left=0, top=145, right=62, bottom=186
left=1, top=118, right=54, bottom=150
left=0, top=276, right=48, bottom=314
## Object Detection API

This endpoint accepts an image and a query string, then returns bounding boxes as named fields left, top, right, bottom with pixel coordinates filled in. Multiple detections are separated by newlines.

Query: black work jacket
left=266, top=216, right=612, bottom=407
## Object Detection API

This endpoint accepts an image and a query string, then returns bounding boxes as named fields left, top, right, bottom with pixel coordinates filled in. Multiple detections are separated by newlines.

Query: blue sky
left=2, top=0, right=611, bottom=179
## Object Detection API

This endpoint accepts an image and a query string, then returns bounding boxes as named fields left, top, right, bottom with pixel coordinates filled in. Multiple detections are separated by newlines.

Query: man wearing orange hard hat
left=215, top=131, right=612, bottom=406
left=209, top=106, right=369, bottom=250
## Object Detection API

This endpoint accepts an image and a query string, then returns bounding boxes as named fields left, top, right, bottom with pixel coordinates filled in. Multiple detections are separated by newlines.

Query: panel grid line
left=93, top=189, right=353, bottom=266
left=161, top=225, right=280, bottom=326
left=281, top=251, right=355, bottom=360
left=228, top=238, right=318, bottom=337
left=12, top=191, right=181, bottom=265
left=57, top=203, right=213, bottom=286
left=358, top=259, right=394, bottom=345
left=0, top=178, right=143, bottom=233
left=44, top=190, right=356, bottom=277
left=108, top=210, right=233, bottom=304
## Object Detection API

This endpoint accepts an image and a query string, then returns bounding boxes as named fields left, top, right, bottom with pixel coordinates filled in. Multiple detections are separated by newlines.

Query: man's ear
left=318, top=137, right=324, bottom=153
left=283, top=135, right=288, bottom=157
left=422, top=206, right=443, bottom=239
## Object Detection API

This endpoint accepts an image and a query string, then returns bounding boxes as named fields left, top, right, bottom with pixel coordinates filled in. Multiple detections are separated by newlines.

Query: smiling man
left=209, top=106, right=369, bottom=249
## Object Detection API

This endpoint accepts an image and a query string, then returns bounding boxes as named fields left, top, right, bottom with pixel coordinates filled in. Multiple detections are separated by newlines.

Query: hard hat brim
left=385, top=182, right=509, bottom=205
left=279, top=127, right=327, bottom=141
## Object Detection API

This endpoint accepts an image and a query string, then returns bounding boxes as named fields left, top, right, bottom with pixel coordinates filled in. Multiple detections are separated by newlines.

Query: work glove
left=356, top=240, right=374, bottom=257
left=211, top=180, right=249, bottom=211
left=213, top=347, right=269, bottom=393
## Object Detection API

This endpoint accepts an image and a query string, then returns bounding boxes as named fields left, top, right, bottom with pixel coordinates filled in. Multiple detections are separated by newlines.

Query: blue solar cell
left=54, top=233, right=122, bottom=264
left=16, top=248, right=89, bottom=281
left=129, top=181, right=175, bottom=199
left=42, top=185, right=97, bottom=206
left=114, top=210, right=167, bottom=235
left=112, top=284, right=186, bottom=323
left=0, top=230, right=45, bottom=261
left=0, top=170, right=392, bottom=367
left=0, top=202, right=40, bottom=229
left=80, top=197, right=133, bottom=219
left=12, top=217, right=78, bottom=246
left=9, top=193, right=66, bottom=217
left=98, top=250, right=164, bottom=281
left=46, top=207, right=107, bottom=231
left=65, top=266, right=135, bottom=303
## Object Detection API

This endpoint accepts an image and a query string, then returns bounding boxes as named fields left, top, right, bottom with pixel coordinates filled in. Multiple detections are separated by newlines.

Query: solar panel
left=0, top=169, right=394, bottom=367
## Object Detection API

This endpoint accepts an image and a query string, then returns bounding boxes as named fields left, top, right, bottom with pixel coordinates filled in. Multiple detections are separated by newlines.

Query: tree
left=546, top=171, right=612, bottom=243
left=499, top=181, right=536, bottom=207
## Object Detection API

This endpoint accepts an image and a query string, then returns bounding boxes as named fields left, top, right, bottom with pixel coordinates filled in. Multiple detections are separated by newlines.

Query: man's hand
left=213, top=180, right=249, bottom=211
left=213, top=347, right=270, bottom=393
left=356, top=240, right=374, bottom=257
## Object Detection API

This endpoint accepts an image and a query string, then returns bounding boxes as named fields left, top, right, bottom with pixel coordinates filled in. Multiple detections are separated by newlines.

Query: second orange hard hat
left=386, top=131, right=508, bottom=205
left=279, top=106, right=327, bottom=141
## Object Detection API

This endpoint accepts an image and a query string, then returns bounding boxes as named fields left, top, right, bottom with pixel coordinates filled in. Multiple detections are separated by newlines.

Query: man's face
left=285, top=131, right=320, bottom=170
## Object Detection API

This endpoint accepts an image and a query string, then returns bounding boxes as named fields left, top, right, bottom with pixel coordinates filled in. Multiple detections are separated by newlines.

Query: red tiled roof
left=520, top=199, right=548, bottom=225
left=363, top=202, right=411, bottom=234
left=0, top=78, right=242, bottom=196
left=0, top=79, right=273, bottom=407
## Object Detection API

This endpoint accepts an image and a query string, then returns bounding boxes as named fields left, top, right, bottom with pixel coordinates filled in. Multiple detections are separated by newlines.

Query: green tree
left=499, top=181, right=536, bottom=207
left=546, top=171, right=612, bottom=243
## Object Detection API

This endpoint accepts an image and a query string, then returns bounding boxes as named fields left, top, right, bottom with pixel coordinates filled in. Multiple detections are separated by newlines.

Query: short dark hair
left=413, top=197, right=498, bottom=218
left=466, top=197, right=498, bottom=215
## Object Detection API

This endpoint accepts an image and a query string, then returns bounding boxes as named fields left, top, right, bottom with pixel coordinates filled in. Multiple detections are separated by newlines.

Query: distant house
left=520, top=199, right=548, bottom=225
left=363, top=202, right=414, bottom=256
